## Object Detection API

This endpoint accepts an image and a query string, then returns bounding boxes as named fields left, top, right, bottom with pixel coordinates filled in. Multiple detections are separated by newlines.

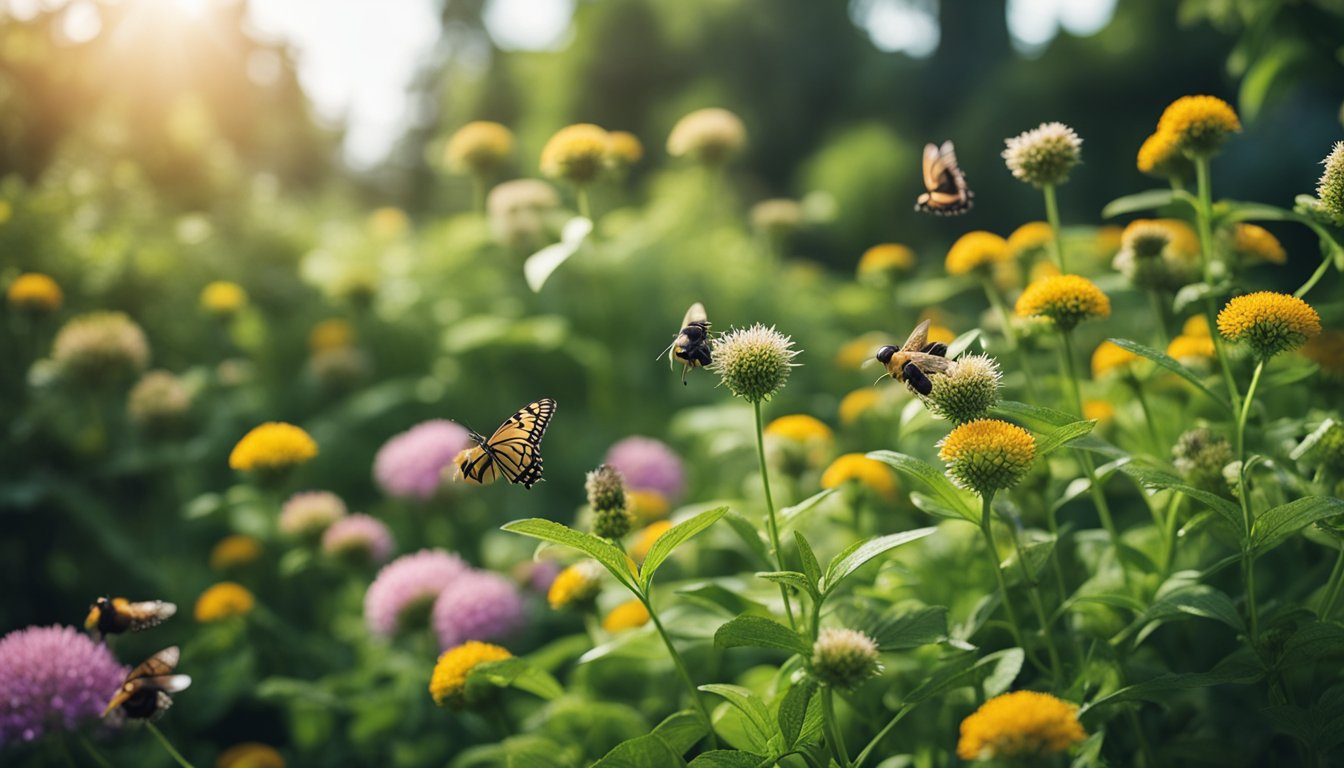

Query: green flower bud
left=710, top=324, right=801, bottom=404
left=926, top=354, right=1002, bottom=425
left=810, top=627, right=881, bottom=690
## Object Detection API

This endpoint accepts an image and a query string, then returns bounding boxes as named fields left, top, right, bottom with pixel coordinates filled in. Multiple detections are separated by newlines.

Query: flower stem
left=1127, top=375, right=1162, bottom=451
left=76, top=733, right=115, bottom=768
left=754, top=400, right=797, bottom=629
left=852, top=704, right=914, bottom=768
left=1318, top=541, right=1344, bottom=620
left=979, top=493, right=1027, bottom=650
left=981, top=276, right=1020, bottom=350
left=821, top=688, right=852, bottom=768
left=146, top=722, right=196, bottom=768
left=644, top=598, right=718, bottom=749
left=1042, top=183, right=1066, bottom=272
left=1236, top=359, right=1266, bottom=641
left=1192, top=155, right=1243, bottom=413
left=1007, top=526, right=1064, bottom=684
left=576, top=185, right=592, bottom=221
left=1295, top=250, right=1333, bottom=299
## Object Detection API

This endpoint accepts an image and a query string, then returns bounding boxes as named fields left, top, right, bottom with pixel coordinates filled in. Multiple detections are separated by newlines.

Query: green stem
left=1319, top=541, right=1344, bottom=620
left=981, top=276, right=1020, bottom=350
left=1042, top=183, right=1066, bottom=272
left=472, top=174, right=487, bottom=216
left=576, top=185, right=592, bottom=221
left=1008, top=527, right=1064, bottom=684
left=76, top=733, right=115, bottom=768
left=1127, top=375, right=1162, bottom=451
left=979, top=493, right=1027, bottom=650
left=146, top=722, right=195, bottom=768
left=852, top=704, right=914, bottom=768
left=645, top=600, right=719, bottom=749
left=1192, top=155, right=1243, bottom=413
left=821, top=688, right=852, bottom=768
left=1057, top=329, right=1083, bottom=415
left=1148, top=289, right=1172, bottom=346
left=1161, top=494, right=1184, bottom=579
left=754, top=400, right=797, bottom=629
left=1236, top=359, right=1265, bottom=641
left=1295, top=250, right=1333, bottom=299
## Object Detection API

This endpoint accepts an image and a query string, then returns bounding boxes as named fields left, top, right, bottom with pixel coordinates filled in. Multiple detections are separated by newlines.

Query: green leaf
left=866, top=451, right=977, bottom=523
left=453, top=735, right=573, bottom=768
left=590, top=735, right=684, bottom=768
left=1101, top=189, right=1179, bottom=218
left=777, top=678, right=818, bottom=749
left=1280, top=622, right=1344, bottom=667
left=524, top=216, right=592, bottom=292
left=1120, top=463, right=1244, bottom=536
left=687, top=751, right=766, bottom=768
left=714, top=614, right=810, bottom=656
left=651, top=710, right=708, bottom=756
left=254, top=677, right=346, bottom=709
left=465, top=657, right=564, bottom=702
left=779, top=488, right=837, bottom=532
left=1105, top=338, right=1232, bottom=413
left=868, top=606, right=949, bottom=650
left=1035, top=420, right=1096, bottom=456
left=793, top=531, right=822, bottom=588
left=676, top=585, right=771, bottom=618
left=755, top=571, right=818, bottom=599
left=1122, top=585, right=1245, bottom=647
left=640, top=506, right=729, bottom=590
left=906, top=648, right=1025, bottom=704
left=992, top=402, right=1128, bottom=460
left=1251, top=497, right=1344, bottom=557
left=501, top=518, right=636, bottom=591
left=723, top=512, right=772, bottom=567
left=823, top=527, right=937, bottom=594
left=947, top=328, right=983, bottom=359
left=1080, top=650, right=1263, bottom=715
left=699, top=684, right=775, bottom=751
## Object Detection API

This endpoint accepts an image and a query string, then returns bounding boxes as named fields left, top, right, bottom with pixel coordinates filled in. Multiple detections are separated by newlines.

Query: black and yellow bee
left=102, top=646, right=191, bottom=721
left=661, top=303, right=712, bottom=385
left=85, top=597, right=177, bottom=639
left=876, top=320, right=952, bottom=396
left=915, top=140, right=974, bottom=216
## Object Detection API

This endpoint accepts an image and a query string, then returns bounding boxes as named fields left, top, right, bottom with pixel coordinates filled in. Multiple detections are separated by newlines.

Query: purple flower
left=604, top=436, right=686, bottom=501
left=432, top=570, right=526, bottom=649
left=364, top=549, right=469, bottom=636
left=323, top=514, right=395, bottom=564
left=0, top=625, right=129, bottom=746
left=279, top=490, right=347, bottom=537
left=373, top=420, right=472, bottom=500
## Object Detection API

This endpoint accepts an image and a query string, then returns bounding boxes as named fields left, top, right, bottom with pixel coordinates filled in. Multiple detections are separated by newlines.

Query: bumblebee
left=876, top=319, right=952, bottom=396
left=85, top=597, right=177, bottom=640
left=661, top=303, right=712, bottom=385
left=103, top=646, right=191, bottom=721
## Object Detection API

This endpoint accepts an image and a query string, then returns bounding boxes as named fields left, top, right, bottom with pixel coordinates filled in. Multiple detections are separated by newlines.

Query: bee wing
left=906, top=352, right=953, bottom=375
left=125, top=600, right=176, bottom=628
left=902, top=319, right=932, bottom=352
left=127, top=646, right=180, bottom=682
left=103, top=682, right=138, bottom=717
left=682, top=302, right=708, bottom=327
left=149, top=674, right=192, bottom=694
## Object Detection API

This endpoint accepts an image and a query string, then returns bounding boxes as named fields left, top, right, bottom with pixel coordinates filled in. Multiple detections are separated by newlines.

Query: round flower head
left=586, top=464, right=632, bottom=539
left=839, top=388, right=882, bottom=425
left=487, top=179, right=562, bottom=250
left=228, top=422, right=318, bottom=473
left=1302, top=330, right=1344, bottom=379
left=540, top=123, right=610, bottom=185
left=666, top=107, right=747, bottom=165
left=1166, top=334, right=1216, bottom=368
left=210, top=535, right=261, bottom=571
left=52, top=311, right=150, bottom=383
left=0, top=625, right=128, bottom=746
left=630, top=521, right=673, bottom=564
left=602, top=599, right=651, bottom=633
left=810, top=627, right=881, bottom=690
left=765, top=414, right=834, bottom=444
left=308, top=319, right=354, bottom=353
left=1002, top=121, right=1082, bottom=187
left=444, top=121, right=513, bottom=177
left=1083, top=400, right=1115, bottom=425
left=7, top=272, right=63, bottom=314
left=1006, top=222, right=1053, bottom=261
left=322, top=514, right=395, bottom=565
left=547, top=561, right=604, bottom=610
left=926, top=354, right=1002, bottom=424
left=604, top=131, right=643, bottom=171
left=626, top=490, right=670, bottom=523
left=709, top=323, right=801, bottom=403
left=1155, top=95, right=1241, bottom=156
left=1183, top=314, right=1211, bottom=337
left=604, top=436, right=686, bottom=501
left=127, top=370, right=192, bottom=432
left=364, top=549, right=469, bottom=636
left=938, top=419, right=1036, bottom=496
left=1136, top=129, right=1193, bottom=180
left=217, top=743, right=286, bottom=768
left=945, top=231, right=1011, bottom=276
left=820, top=454, right=896, bottom=498
left=1231, top=223, right=1286, bottom=265
left=957, top=690, right=1086, bottom=761
left=432, top=569, right=525, bottom=649
left=200, top=281, right=247, bottom=316
left=1015, top=274, right=1110, bottom=331
left=374, top=420, right=472, bottom=500
left=1173, top=427, right=1233, bottom=494
left=195, top=582, right=256, bottom=622
left=279, top=490, right=347, bottom=537
left=1217, top=291, right=1321, bottom=359
left=430, top=641, right=512, bottom=708
left=751, top=198, right=805, bottom=238
left=1318, top=141, right=1344, bottom=219
left=1091, top=341, right=1142, bottom=379
left=857, top=244, right=915, bottom=282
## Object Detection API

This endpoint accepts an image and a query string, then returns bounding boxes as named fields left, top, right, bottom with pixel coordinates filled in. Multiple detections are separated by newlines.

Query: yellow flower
left=1302, top=330, right=1344, bottom=378
left=430, top=641, right=512, bottom=706
left=1015, top=274, right=1110, bottom=331
left=1217, top=291, right=1321, bottom=359
left=1006, top=222, right=1053, bottom=260
left=601, top=599, right=651, bottom=632
left=1232, top=223, right=1286, bottom=264
left=938, top=419, right=1036, bottom=496
left=1149, top=219, right=1199, bottom=259
left=309, top=319, right=354, bottom=354
left=1167, top=334, right=1216, bottom=366
left=838, top=389, right=881, bottom=425
left=1029, top=260, right=1061, bottom=282
left=820, top=453, right=897, bottom=498
left=666, top=107, right=747, bottom=165
left=1183, top=314, right=1211, bottom=337
left=1083, top=400, right=1115, bottom=424
left=200, top=281, right=247, bottom=315
left=836, top=332, right=894, bottom=371
left=626, top=489, right=670, bottom=523
left=945, top=231, right=1011, bottom=276
left=1155, top=95, right=1241, bottom=156
left=444, top=121, right=513, bottom=176
left=7, top=272, right=62, bottom=313
left=540, top=123, right=610, bottom=185
left=228, top=422, right=318, bottom=472
left=368, top=207, right=409, bottom=238
left=630, top=521, right=673, bottom=564
left=927, top=324, right=956, bottom=345
left=857, top=244, right=915, bottom=280
left=957, top=690, right=1086, bottom=761
left=547, top=561, right=603, bottom=609
left=1090, top=341, right=1141, bottom=379
left=210, top=535, right=262, bottom=571
left=195, top=582, right=255, bottom=622
left=1136, top=129, right=1190, bottom=178
left=604, top=131, right=643, bottom=168
left=765, top=414, right=834, bottom=444
left=216, top=743, right=285, bottom=768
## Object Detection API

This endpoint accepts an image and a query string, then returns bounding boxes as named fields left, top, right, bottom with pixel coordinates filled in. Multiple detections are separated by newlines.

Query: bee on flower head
left=102, top=646, right=191, bottom=721
left=85, top=597, right=177, bottom=640
left=875, top=319, right=953, bottom=396
left=660, top=303, right=713, bottom=385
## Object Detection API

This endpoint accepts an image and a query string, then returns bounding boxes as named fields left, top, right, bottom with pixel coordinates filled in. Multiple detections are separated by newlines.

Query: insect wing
left=901, top=320, right=932, bottom=352
left=681, top=302, right=708, bottom=328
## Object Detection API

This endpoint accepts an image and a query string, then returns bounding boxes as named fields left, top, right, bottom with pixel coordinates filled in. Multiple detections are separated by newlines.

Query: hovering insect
left=876, top=320, right=953, bottom=396
left=660, top=303, right=713, bottom=385
left=102, top=646, right=191, bottom=721
left=915, top=140, right=974, bottom=216
left=85, top=597, right=177, bottom=639
left=456, top=398, right=556, bottom=489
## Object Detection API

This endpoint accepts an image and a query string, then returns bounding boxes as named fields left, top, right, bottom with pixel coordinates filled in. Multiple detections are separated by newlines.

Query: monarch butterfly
left=456, top=399, right=556, bottom=489
left=915, top=140, right=973, bottom=216
left=659, top=303, right=712, bottom=385
left=103, top=646, right=191, bottom=720
left=85, top=597, right=176, bottom=640
left=876, top=319, right=953, bottom=396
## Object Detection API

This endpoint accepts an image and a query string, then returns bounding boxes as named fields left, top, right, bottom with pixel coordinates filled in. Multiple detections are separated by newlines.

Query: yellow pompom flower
left=857, top=244, right=915, bottom=282
left=1015, top=274, right=1110, bottom=331
left=838, top=389, right=881, bottom=425
left=201, top=281, right=247, bottom=316
left=547, top=561, right=604, bottom=609
left=228, top=422, right=318, bottom=472
left=1167, top=334, right=1216, bottom=367
left=444, top=121, right=513, bottom=176
left=820, top=453, right=897, bottom=498
left=601, top=599, right=651, bottom=632
left=540, top=123, right=610, bottom=185
left=626, top=490, right=670, bottom=523
left=1083, top=400, right=1115, bottom=424
left=210, top=535, right=262, bottom=571
left=309, top=319, right=354, bottom=353
left=1090, top=341, right=1141, bottom=379
left=1183, top=314, right=1211, bottom=337
left=1302, top=330, right=1344, bottom=378
left=1006, top=222, right=1053, bottom=260
left=945, top=231, right=1011, bottom=276
left=1231, top=223, right=1287, bottom=265
left=216, top=742, right=286, bottom=768
left=604, top=131, right=643, bottom=170
left=765, top=414, right=834, bottom=444
left=7, top=272, right=63, bottom=313
left=957, top=691, right=1086, bottom=761
left=1155, top=95, right=1241, bottom=156
left=1217, top=291, right=1321, bottom=359
left=195, top=582, right=256, bottom=622
left=430, top=641, right=512, bottom=707
left=630, top=520, right=673, bottom=564
left=1136, top=129, right=1191, bottom=179
left=666, top=107, right=747, bottom=165
left=938, top=419, right=1036, bottom=496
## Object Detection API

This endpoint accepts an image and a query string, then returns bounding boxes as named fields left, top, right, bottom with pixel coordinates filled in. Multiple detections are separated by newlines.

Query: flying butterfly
left=659, top=303, right=712, bottom=385
left=102, top=646, right=191, bottom=721
left=456, top=398, right=556, bottom=489
left=915, top=140, right=973, bottom=216
left=85, top=597, right=177, bottom=640
left=876, top=319, right=953, bottom=396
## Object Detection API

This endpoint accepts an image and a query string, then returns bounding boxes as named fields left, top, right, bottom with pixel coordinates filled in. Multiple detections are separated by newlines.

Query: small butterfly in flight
left=915, top=140, right=973, bottom=216
left=456, top=399, right=556, bottom=489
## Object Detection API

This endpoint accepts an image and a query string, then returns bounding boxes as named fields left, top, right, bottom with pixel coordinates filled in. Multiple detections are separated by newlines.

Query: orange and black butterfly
left=85, top=597, right=177, bottom=639
left=456, top=399, right=556, bottom=489
left=915, top=140, right=973, bottom=216
left=103, top=646, right=191, bottom=721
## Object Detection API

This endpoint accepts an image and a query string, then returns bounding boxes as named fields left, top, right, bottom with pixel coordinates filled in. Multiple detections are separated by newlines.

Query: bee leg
left=921, top=342, right=948, bottom=357
left=904, top=363, right=934, bottom=396
left=681, top=365, right=689, bottom=386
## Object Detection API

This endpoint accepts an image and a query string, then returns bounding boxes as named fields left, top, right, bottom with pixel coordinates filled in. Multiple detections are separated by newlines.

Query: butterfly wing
left=481, top=399, right=555, bottom=489
left=915, top=140, right=973, bottom=215
left=457, top=442, right=501, bottom=486
left=920, top=143, right=941, bottom=193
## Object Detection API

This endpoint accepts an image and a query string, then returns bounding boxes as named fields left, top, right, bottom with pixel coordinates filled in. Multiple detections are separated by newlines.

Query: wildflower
left=1091, top=341, right=1141, bottom=379
left=587, top=464, right=633, bottom=539
left=945, top=231, right=1011, bottom=276
left=210, top=535, right=261, bottom=571
left=710, top=323, right=801, bottom=404
left=604, top=130, right=643, bottom=171
left=765, top=414, right=834, bottom=443
left=602, top=599, right=651, bottom=632
left=836, top=332, right=895, bottom=371
left=1302, top=330, right=1344, bottom=378
left=1136, top=129, right=1192, bottom=180
left=1318, top=141, right=1344, bottom=219
left=0, top=625, right=128, bottom=746
left=127, top=370, right=192, bottom=432
left=1217, top=292, right=1321, bottom=359
left=810, top=627, right=881, bottom=690
left=432, top=570, right=525, bottom=649
left=1015, top=274, right=1110, bottom=331
left=626, top=490, right=670, bottom=523
left=1083, top=400, right=1115, bottom=424
left=7, top=272, right=63, bottom=314
left=486, top=179, right=561, bottom=250
left=926, top=354, right=1002, bottom=424
left=228, top=422, right=318, bottom=473
left=1156, top=95, right=1241, bottom=156
left=374, top=420, right=471, bottom=500
left=666, top=107, right=747, bottom=165
left=1231, top=223, right=1286, bottom=265
left=1183, top=314, right=1211, bottom=337
left=630, top=521, right=673, bottom=564
left=857, top=244, right=915, bottom=284
left=308, top=346, right=368, bottom=390
left=1006, top=222, right=1053, bottom=261
left=200, top=281, right=247, bottom=316
left=195, top=582, right=256, bottom=622
left=364, top=550, right=469, bottom=635
left=839, top=388, right=882, bottom=425
left=1173, top=428, right=1234, bottom=494
left=751, top=198, right=805, bottom=238
left=604, top=436, right=686, bottom=501
left=938, top=419, right=1036, bottom=496
left=444, top=121, right=514, bottom=177
left=957, top=690, right=1086, bottom=761
left=1002, top=122, right=1082, bottom=187
left=216, top=743, right=286, bottom=768
left=1167, top=334, right=1216, bottom=368
left=820, top=454, right=897, bottom=498
left=547, top=561, right=604, bottom=610
left=51, top=311, right=150, bottom=383
left=540, top=123, right=610, bottom=185
left=368, top=207, right=408, bottom=238
left=308, top=319, right=354, bottom=353
left=279, top=491, right=347, bottom=538
left=430, top=641, right=512, bottom=707
left=322, top=514, right=395, bottom=565
left=1112, top=219, right=1198, bottom=290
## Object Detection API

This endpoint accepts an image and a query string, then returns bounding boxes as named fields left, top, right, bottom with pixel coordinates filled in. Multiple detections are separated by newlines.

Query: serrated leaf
left=699, top=684, right=775, bottom=750
left=1101, top=189, right=1180, bottom=218
left=641, top=506, right=729, bottom=590
left=866, top=451, right=977, bottom=523
left=1251, top=497, right=1344, bottom=557
left=779, top=488, right=837, bottom=532
left=1120, top=463, right=1244, bottom=536
left=1080, top=650, right=1263, bottom=715
left=1106, top=338, right=1232, bottom=413
left=823, top=527, right=937, bottom=594
left=1035, top=420, right=1096, bottom=456
left=1122, top=585, right=1244, bottom=647
left=906, top=648, right=1025, bottom=704
left=777, top=678, right=818, bottom=749
left=714, top=614, right=810, bottom=656
left=1280, top=622, right=1344, bottom=666
left=687, top=751, right=766, bottom=768
left=868, top=605, right=949, bottom=650
left=501, top=518, right=637, bottom=591
left=793, top=531, right=822, bottom=587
